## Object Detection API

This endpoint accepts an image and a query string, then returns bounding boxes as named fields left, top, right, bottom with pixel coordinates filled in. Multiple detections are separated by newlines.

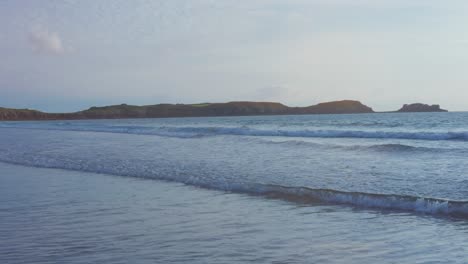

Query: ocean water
left=2, top=112, right=468, bottom=263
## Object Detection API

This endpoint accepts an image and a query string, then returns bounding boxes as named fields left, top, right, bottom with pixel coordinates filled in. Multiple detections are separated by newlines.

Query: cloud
left=28, top=27, right=67, bottom=55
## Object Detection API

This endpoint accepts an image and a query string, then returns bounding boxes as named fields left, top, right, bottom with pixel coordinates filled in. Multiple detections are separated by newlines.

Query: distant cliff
left=0, top=100, right=374, bottom=121
left=397, top=103, right=447, bottom=113
left=0, top=107, right=63, bottom=120
left=292, top=100, right=373, bottom=114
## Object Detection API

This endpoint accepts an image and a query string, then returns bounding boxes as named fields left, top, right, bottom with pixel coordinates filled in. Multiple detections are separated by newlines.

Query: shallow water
left=2, top=163, right=468, bottom=264
left=2, top=112, right=468, bottom=262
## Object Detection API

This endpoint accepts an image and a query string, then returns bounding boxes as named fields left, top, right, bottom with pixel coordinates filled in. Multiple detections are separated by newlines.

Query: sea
left=2, top=112, right=468, bottom=263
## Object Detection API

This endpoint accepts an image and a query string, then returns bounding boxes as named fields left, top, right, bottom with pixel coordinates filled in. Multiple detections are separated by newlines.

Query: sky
left=1, top=0, right=467, bottom=112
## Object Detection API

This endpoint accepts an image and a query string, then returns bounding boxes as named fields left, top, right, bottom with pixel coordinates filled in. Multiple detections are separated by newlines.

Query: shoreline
left=0, top=110, right=452, bottom=123
left=0, top=100, right=447, bottom=122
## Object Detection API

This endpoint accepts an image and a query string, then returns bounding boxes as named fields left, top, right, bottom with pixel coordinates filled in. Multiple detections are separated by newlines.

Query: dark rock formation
left=0, top=107, right=62, bottom=120
left=293, top=100, right=374, bottom=114
left=0, top=100, right=374, bottom=121
left=73, top=102, right=291, bottom=119
left=397, top=103, right=447, bottom=113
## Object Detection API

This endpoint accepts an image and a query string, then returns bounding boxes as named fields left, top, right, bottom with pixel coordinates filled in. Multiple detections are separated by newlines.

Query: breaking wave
left=2, top=124, right=468, bottom=141
left=1, top=157, right=468, bottom=219
left=250, top=185, right=468, bottom=218
left=159, top=126, right=468, bottom=141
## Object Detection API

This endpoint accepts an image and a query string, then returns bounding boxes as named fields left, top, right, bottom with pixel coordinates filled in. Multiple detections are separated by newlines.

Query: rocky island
left=397, top=103, right=448, bottom=113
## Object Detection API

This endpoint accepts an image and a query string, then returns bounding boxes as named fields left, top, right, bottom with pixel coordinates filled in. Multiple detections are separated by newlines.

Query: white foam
left=2, top=123, right=467, bottom=141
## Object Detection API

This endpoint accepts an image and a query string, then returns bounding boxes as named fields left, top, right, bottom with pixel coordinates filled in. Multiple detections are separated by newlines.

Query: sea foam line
left=2, top=124, right=468, bottom=141
left=161, top=126, right=468, bottom=141
left=1, top=157, right=468, bottom=219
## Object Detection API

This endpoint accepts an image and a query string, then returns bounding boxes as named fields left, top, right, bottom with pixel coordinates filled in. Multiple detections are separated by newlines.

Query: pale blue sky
left=1, top=0, right=467, bottom=112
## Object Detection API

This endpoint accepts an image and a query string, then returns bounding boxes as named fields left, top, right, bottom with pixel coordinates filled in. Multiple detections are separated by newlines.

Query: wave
left=250, top=185, right=468, bottom=218
left=2, top=123, right=468, bottom=141
left=3, top=124, right=468, bottom=141
left=253, top=139, right=437, bottom=153
left=1, top=158, right=468, bottom=219
left=162, top=126, right=468, bottom=141
left=357, top=143, right=441, bottom=153
left=2, top=124, right=461, bottom=154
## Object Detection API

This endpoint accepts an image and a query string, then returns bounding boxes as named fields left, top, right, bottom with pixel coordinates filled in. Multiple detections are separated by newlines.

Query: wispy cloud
left=28, top=27, right=67, bottom=55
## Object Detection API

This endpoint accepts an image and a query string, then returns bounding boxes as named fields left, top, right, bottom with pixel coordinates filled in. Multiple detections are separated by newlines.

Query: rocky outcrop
left=73, top=102, right=291, bottom=119
left=0, top=100, right=375, bottom=121
left=0, top=107, right=62, bottom=121
left=397, top=103, right=447, bottom=113
left=295, top=100, right=374, bottom=114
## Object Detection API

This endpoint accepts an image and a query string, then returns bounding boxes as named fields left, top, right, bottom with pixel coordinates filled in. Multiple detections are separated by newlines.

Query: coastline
left=0, top=100, right=447, bottom=122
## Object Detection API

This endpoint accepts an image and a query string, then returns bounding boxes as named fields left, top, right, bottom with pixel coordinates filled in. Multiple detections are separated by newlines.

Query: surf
left=1, top=157, right=468, bottom=219
left=2, top=123, right=468, bottom=141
